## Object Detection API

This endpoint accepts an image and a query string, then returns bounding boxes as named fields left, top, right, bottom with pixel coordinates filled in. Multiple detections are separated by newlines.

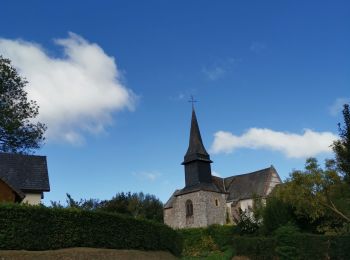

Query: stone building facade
left=164, top=108, right=282, bottom=229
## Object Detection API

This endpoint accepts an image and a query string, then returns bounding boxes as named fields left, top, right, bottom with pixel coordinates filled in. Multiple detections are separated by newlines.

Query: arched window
left=185, top=200, right=193, bottom=217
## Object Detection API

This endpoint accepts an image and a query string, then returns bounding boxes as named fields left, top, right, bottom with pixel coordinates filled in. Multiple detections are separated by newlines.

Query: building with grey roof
left=0, top=153, right=50, bottom=205
left=164, top=108, right=281, bottom=228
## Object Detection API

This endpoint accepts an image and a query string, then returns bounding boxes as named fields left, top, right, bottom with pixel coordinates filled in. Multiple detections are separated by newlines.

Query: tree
left=273, top=158, right=350, bottom=228
left=51, top=192, right=164, bottom=223
left=0, top=56, right=46, bottom=154
left=333, top=104, right=350, bottom=184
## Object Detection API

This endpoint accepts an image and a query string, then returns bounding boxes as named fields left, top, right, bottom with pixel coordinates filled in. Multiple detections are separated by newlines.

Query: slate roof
left=164, top=190, right=180, bottom=209
left=0, top=175, right=25, bottom=199
left=182, top=108, right=212, bottom=164
left=175, top=181, right=226, bottom=197
left=224, top=166, right=280, bottom=202
left=0, top=153, right=50, bottom=193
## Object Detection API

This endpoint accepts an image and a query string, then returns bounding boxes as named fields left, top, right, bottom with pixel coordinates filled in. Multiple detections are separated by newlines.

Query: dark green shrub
left=262, top=196, right=295, bottom=234
left=179, top=225, right=234, bottom=258
left=329, top=235, right=350, bottom=259
left=233, top=233, right=350, bottom=260
left=206, top=224, right=234, bottom=249
left=233, top=236, right=276, bottom=259
left=0, top=203, right=182, bottom=256
left=273, top=224, right=299, bottom=260
left=235, top=209, right=260, bottom=235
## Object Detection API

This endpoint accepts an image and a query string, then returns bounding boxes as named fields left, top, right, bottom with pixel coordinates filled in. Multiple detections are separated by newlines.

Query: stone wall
left=164, top=190, right=226, bottom=229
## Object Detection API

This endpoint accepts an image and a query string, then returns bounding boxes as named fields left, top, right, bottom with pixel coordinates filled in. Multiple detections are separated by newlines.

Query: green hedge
left=179, top=225, right=234, bottom=258
left=233, top=234, right=350, bottom=260
left=0, top=203, right=182, bottom=256
left=233, top=236, right=276, bottom=260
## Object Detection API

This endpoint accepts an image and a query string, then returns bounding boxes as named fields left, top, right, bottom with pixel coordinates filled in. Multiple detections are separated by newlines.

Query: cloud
left=211, top=128, right=337, bottom=158
left=212, top=171, right=221, bottom=177
left=202, top=66, right=226, bottom=80
left=329, top=98, right=350, bottom=116
left=202, top=57, right=240, bottom=81
left=0, top=32, right=135, bottom=144
left=133, top=171, right=161, bottom=182
left=250, top=42, right=266, bottom=53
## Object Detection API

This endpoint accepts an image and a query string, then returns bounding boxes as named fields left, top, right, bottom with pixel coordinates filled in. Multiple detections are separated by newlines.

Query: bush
left=262, top=196, right=295, bottom=234
left=179, top=225, right=234, bottom=258
left=233, top=236, right=276, bottom=259
left=0, top=203, right=182, bottom=256
left=233, top=232, right=350, bottom=260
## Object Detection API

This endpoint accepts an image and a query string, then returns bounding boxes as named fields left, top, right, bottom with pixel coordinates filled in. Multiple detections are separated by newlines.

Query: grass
left=0, top=247, right=178, bottom=260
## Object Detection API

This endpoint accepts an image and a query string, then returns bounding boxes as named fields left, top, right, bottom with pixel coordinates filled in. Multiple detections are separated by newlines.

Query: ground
left=0, top=248, right=178, bottom=260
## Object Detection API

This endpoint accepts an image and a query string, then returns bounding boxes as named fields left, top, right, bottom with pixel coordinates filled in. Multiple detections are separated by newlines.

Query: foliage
left=273, top=224, right=299, bottom=260
left=333, top=103, right=350, bottom=184
left=179, top=225, right=234, bottom=259
left=233, top=232, right=350, bottom=260
left=272, top=158, right=350, bottom=232
left=262, top=196, right=295, bottom=234
left=0, top=203, right=182, bottom=256
left=232, top=236, right=277, bottom=259
left=51, top=191, right=164, bottom=222
left=0, top=56, right=46, bottom=154
left=234, top=209, right=260, bottom=235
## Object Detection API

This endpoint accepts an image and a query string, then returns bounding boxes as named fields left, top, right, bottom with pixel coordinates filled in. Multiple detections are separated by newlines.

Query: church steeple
left=183, top=108, right=212, bottom=164
left=182, top=107, right=213, bottom=187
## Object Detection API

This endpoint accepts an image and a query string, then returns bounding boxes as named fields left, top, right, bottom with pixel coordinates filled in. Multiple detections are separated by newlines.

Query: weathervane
left=188, top=95, right=198, bottom=109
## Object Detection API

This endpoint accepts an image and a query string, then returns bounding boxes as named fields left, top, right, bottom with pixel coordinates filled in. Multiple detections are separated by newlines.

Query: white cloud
left=250, top=42, right=266, bottom=53
left=211, top=128, right=337, bottom=158
left=133, top=171, right=161, bottom=182
left=329, top=98, right=350, bottom=116
left=212, top=171, right=221, bottom=177
left=202, top=57, right=240, bottom=81
left=202, top=66, right=226, bottom=80
left=0, top=32, right=135, bottom=144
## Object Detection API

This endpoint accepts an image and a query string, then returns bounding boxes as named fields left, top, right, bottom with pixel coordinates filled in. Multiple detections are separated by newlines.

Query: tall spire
left=183, top=107, right=212, bottom=164
left=182, top=106, right=213, bottom=187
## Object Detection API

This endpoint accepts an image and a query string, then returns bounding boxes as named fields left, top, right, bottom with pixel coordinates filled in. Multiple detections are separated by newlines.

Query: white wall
left=22, top=193, right=42, bottom=205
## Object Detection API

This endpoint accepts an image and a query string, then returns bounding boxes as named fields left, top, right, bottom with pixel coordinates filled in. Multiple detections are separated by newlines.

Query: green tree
left=51, top=192, right=164, bottom=222
left=101, top=192, right=164, bottom=222
left=333, top=104, right=350, bottom=184
left=0, top=56, right=46, bottom=154
left=274, top=158, right=350, bottom=227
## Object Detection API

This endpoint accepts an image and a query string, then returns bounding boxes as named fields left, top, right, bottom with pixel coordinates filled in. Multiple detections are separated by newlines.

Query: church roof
left=182, top=108, right=212, bottom=164
left=164, top=189, right=180, bottom=209
left=175, top=181, right=226, bottom=197
left=224, top=166, right=280, bottom=202
left=164, top=166, right=281, bottom=209
left=0, top=153, right=50, bottom=193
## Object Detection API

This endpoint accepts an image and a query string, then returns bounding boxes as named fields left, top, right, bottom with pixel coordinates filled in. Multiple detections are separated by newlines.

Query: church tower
left=182, top=107, right=213, bottom=187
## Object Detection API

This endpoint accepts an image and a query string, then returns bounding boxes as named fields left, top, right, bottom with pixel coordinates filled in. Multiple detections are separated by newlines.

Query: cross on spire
left=188, top=95, right=198, bottom=109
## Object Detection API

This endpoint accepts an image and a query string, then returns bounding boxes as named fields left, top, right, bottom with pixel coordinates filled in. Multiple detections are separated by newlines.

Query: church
left=164, top=107, right=282, bottom=229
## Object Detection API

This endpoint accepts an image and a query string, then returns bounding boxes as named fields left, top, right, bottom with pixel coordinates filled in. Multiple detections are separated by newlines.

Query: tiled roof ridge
left=0, top=152, right=46, bottom=158
left=224, top=166, right=273, bottom=180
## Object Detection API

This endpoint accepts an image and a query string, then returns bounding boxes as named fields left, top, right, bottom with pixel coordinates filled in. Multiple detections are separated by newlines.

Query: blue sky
left=0, top=1, right=349, bottom=204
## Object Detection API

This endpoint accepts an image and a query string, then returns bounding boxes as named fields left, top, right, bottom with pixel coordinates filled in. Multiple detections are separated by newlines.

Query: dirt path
left=0, top=247, right=178, bottom=260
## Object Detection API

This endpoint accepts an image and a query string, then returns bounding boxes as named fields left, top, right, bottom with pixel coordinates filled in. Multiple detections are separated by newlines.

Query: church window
left=185, top=200, right=193, bottom=217
left=215, top=199, right=219, bottom=206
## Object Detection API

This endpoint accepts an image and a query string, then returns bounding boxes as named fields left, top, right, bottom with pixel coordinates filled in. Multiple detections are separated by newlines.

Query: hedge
left=0, top=203, right=182, bottom=256
left=233, top=234, right=350, bottom=260
left=179, top=225, right=234, bottom=258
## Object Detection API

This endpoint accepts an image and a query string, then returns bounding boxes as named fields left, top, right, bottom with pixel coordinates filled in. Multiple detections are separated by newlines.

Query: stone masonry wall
left=165, top=190, right=226, bottom=229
